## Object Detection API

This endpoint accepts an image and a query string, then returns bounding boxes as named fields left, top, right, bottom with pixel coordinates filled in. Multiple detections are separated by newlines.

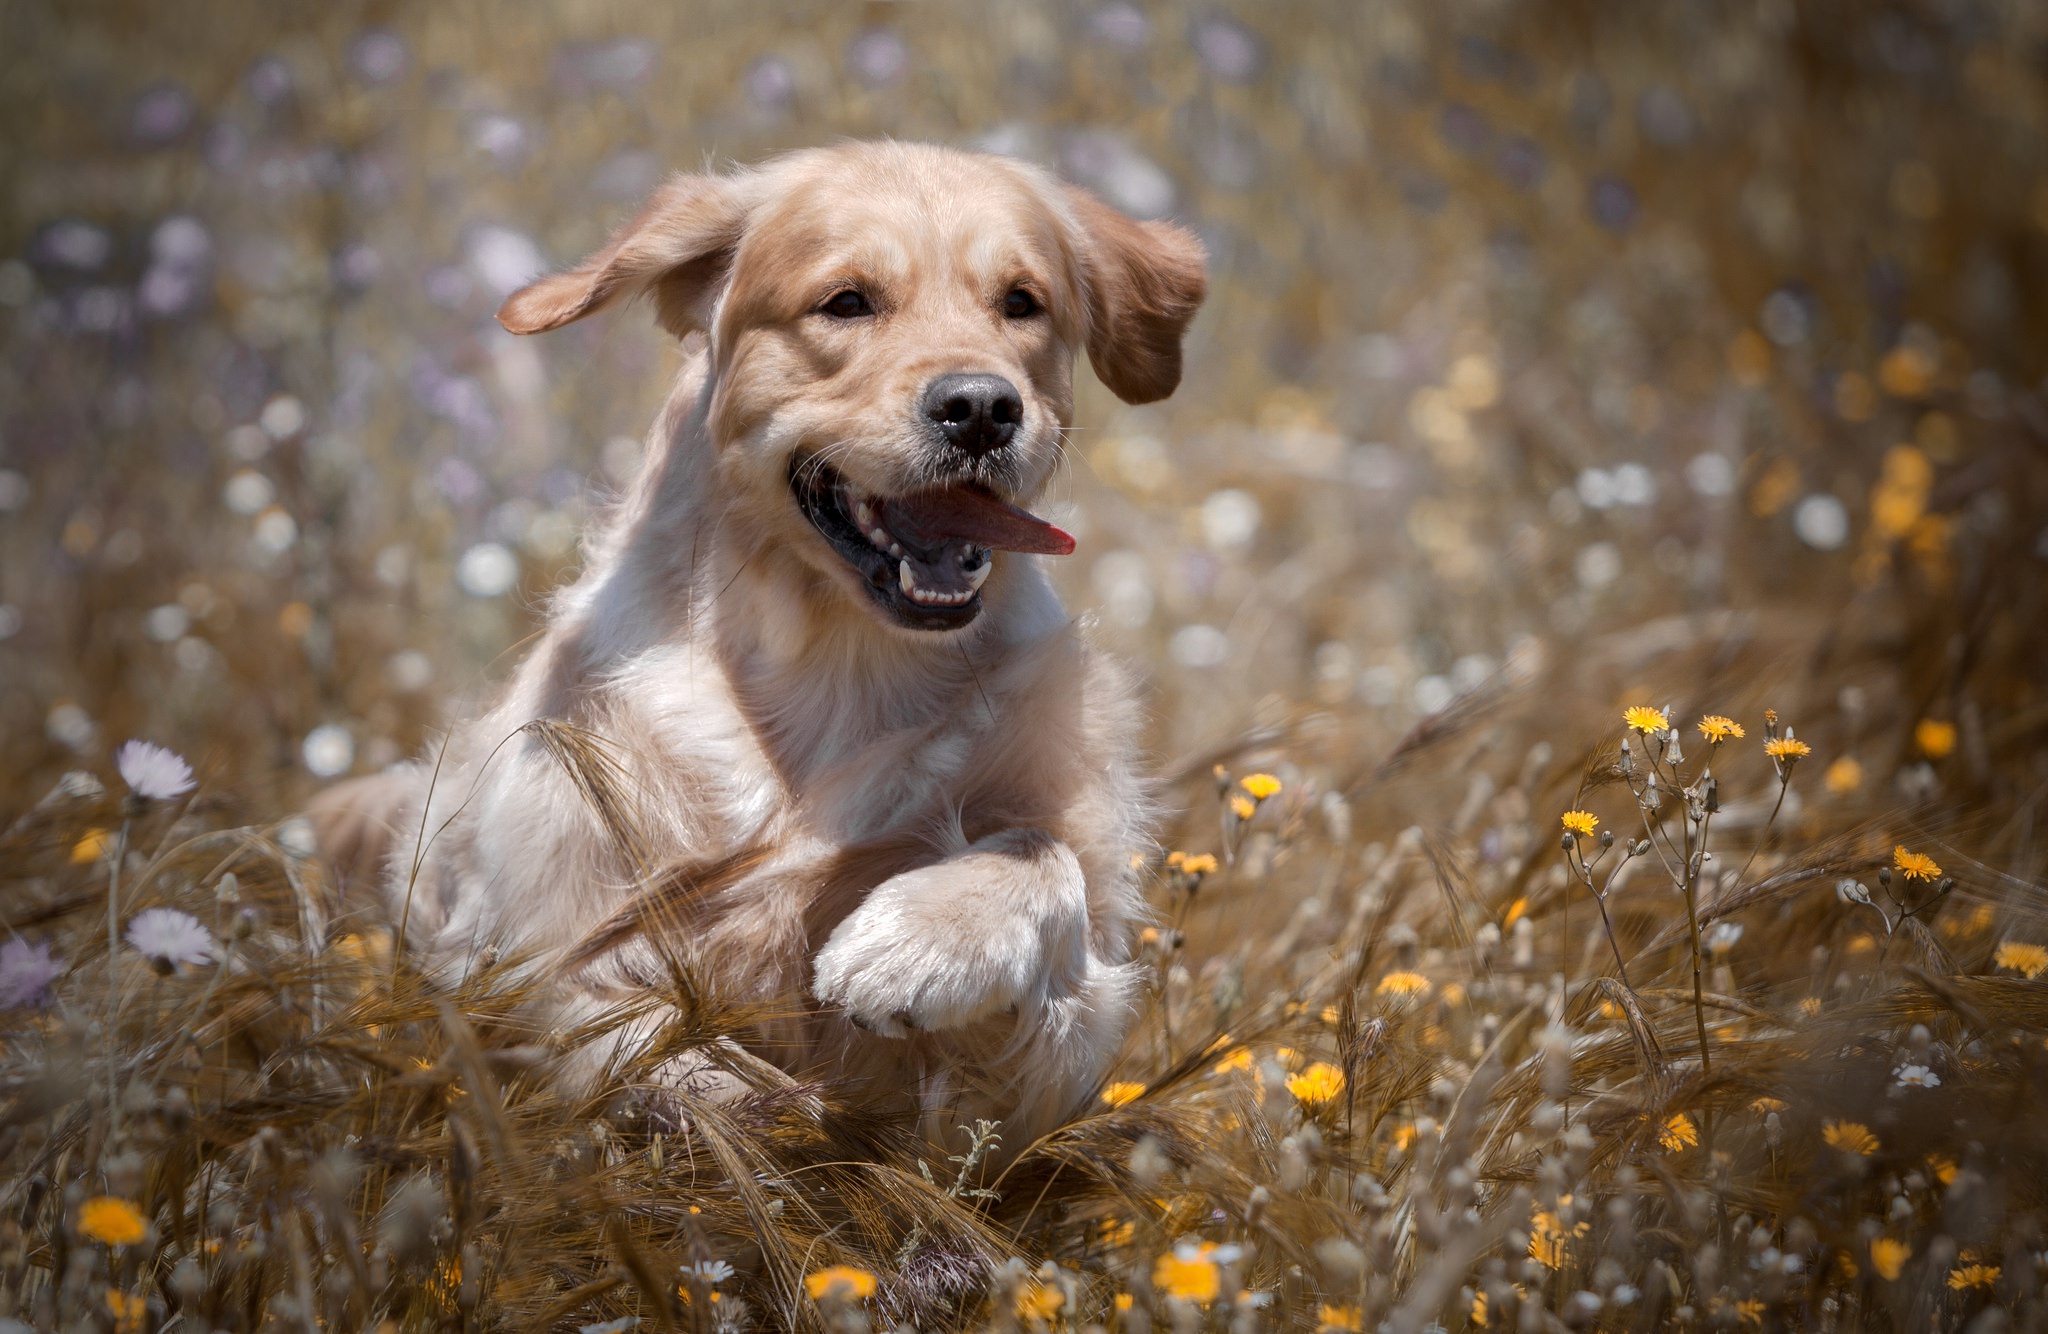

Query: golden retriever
left=315, top=141, right=1206, bottom=1149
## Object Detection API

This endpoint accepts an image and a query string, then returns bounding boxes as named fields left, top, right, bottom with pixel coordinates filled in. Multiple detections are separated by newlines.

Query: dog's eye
left=1002, top=288, right=1039, bottom=319
left=821, top=289, right=871, bottom=319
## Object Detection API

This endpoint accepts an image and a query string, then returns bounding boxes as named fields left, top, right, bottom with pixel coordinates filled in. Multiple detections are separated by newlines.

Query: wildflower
left=1751, top=1096, right=1786, bottom=1114
left=1798, top=996, right=1823, bottom=1019
left=1166, top=851, right=1218, bottom=877
left=1560, top=810, right=1598, bottom=838
left=1015, top=1282, right=1064, bottom=1323
left=115, top=739, right=195, bottom=801
left=1114, top=1293, right=1134, bottom=1312
left=1375, top=970, right=1431, bottom=997
left=804, top=1265, right=877, bottom=1303
left=1915, top=718, right=1957, bottom=759
left=1470, top=1291, right=1488, bottom=1327
left=680, top=1260, right=734, bottom=1284
left=78, top=1197, right=147, bottom=1246
left=1100, top=1081, right=1146, bottom=1108
left=1894, top=1064, right=1940, bottom=1088
left=1697, top=715, right=1746, bottom=743
left=1228, top=794, right=1256, bottom=821
left=1893, top=846, right=1942, bottom=882
left=1870, top=1238, right=1911, bottom=1281
left=1994, top=941, right=2048, bottom=979
left=71, top=828, right=110, bottom=864
left=1211, top=1047, right=1255, bottom=1077
left=1948, top=1263, right=2001, bottom=1290
left=579, top=1320, right=640, bottom=1334
left=1765, top=736, right=1812, bottom=761
left=1823, top=1120, right=1880, bottom=1155
left=1239, top=772, right=1282, bottom=801
left=125, top=908, right=215, bottom=974
left=1528, top=1206, right=1588, bottom=1269
left=1502, top=896, right=1528, bottom=929
left=1318, top=1303, right=1363, bottom=1332
left=1623, top=705, right=1669, bottom=734
left=105, top=1290, right=147, bottom=1334
left=1658, top=1113, right=1699, bottom=1152
left=0, top=937, right=61, bottom=1009
left=1153, top=1246, right=1220, bottom=1304
left=1736, top=1299, right=1766, bottom=1326
left=1704, top=922, right=1744, bottom=955
left=1286, top=1062, right=1346, bottom=1106
left=1099, top=1218, right=1136, bottom=1248
left=1823, top=756, right=1863, bottom=793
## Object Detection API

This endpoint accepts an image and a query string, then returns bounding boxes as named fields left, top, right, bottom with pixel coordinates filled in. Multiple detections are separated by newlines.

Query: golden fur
left=313, top=141, right=1207, bottom=1148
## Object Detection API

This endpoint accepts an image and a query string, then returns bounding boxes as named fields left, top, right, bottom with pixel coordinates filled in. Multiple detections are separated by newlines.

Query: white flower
left=1894, top=1064, right=1940, bottom=1088
left=681, top=1260, right=734, bottom=1284
left=115, top=740, right=195, bottom=801
left=0, top=937, right=61, bottom=1008
left=125, top=908, right=215, bottom=973
left=1704, top=921, right=1744, bottom=956
left=578, top=1320, right=640, bottom=1334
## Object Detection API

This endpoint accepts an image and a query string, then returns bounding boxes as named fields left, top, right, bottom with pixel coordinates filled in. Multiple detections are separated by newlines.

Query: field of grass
left=5, top=2, right=2048, bottom=1330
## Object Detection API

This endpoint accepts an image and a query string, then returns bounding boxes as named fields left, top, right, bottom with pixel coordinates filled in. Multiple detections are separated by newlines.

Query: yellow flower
left=1624, top=705, right=1669, bottom=734
left=1926, top=1152, right=1958, bottom=1185
left=1099, top=1218, right=1135, bottom=1248
left=1560, top=810, right=1598, bottom=838
left=1736, top=1299, right=1766, bottom=1326
left=1471, top=1291, right=1489, bottom=1327
left=1228, top=794, right=1256, bottom=821
left=1502, top=896, right=1528, bottom=929
left=1153, top=1249, right=1220, bottom=1304
left=1765, top=737, right=1812, bottom=760
left=1751, top=1096, right=1787, bottom=1114
left=1995, top=941, right=2048, bottom=980
left=1658, top=1113, right=1699, bottom=1152
left=1798, top=996, right=1823, bottom=1019
left=805, top=1266, right=877, bottom=1303
left=1101, top=1081, right=1146, bottom=1108
left=1211, top=1047, right=1255, bottom=1077
left=1114, top=1293, right=1134, bottom=1312
left=1015, top=1282, right=1064, bottom=1323
left=70, top=828, right=110, bottom=864
left=78, top=1197, right=147, bottom=1247
left=1286, top=1061, right=1346, bottom=1106
left=1870, top=1237, right=1912, bottom=1281
left=1697, top=715, right=1746, bottom=743
left=1915, top=718, right=1958, bottom=759
left=1375, top=970, right=1431, bottom=997
left=1239, top=773, right=1282, bottom=801
left=1824, top=756, right=1863, bottom=794
left=1527, top=1206, right=1588, bottom=1270
left=1823, top=1120, right=1880, bottom=1155
left=1948, top=1263, right=2001, bottom=1290
left=105, top=1291, right=147, bottom=1334
left=1894, top=846, right=1942, bottom=882
left=1318, top=1303, right=1363, bottom=1332
left=1167, top=851, right=1218, bottom=877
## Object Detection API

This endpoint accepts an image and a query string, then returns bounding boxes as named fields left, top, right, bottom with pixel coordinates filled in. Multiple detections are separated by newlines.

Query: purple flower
left=125, top=909, right=215, bottom=974
left=0, top=938, right=61, bottom=1008
left=115, top=740, right=195, bottom=802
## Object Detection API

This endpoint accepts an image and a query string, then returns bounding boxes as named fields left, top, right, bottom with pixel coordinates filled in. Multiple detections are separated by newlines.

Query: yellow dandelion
left=1286, top=1061, right=1346, bottom=1106
left=1375, top=970, right=1431, bottom=997
left=1527, top=1207, right=1588, bottom=1270
left=1870, top=1238, right=1912, bottom=1281
left=1893, top=846, right=1942, bottom=882
left=1212, top=1047, right=1255, bottom=1077
left=1915, top=718, right=1958, bottom=759
left=1560, top=810, right=1598, bottom=838
left=1318, top=1303, right=1363, bottom=1332
left=1624, top=705, right=1669, bottom=734
left=805, top=1266, right=877, bottom=1303
left=1948, top=1263, right=2001, bottom=1291
left=70, top=828, right=110, bottom=864
left=105, top=1291, right=147, bottom=1334
left=78, top=1197, right=147, bottom=1247
left=1765, top=737, right=1812, bottom=761
left=1015, top=1282, right=1064, bottom=1323
left=1101, top=1081, right=1146, bottom=1109
left=1697, top=715, right=1746, bottom=743
left=1824, top=756, right=1863, bottom=794
left=1658, top=1113, right=1699, bottom=1152
left=1926, top=1152, right=1958, bottom=1185
left=1228, top=794, right=1256, bottom=821
left=1153, top=1249, right=1220, bottom=1304
left=1736, top=1299, right=1766, bottom=1326
left=1752, top=1096, right=1787, bottom=1114
left=1180, top=853, right=1217, bottom=876
left=1114, top=1293, right=1135, bottom=1312
left=1471, top=1291, right=1489, bottom=1328
left=1099, top=1218, right=1135, bottom=1248
left=1239, top=773, right=1282, bottom=801
left=1823, top=1120, right=1880, bottom=1156
left=1835, top=1251, right=1860, bottom=1280
left=1995, top=941, right=2048, bottom=980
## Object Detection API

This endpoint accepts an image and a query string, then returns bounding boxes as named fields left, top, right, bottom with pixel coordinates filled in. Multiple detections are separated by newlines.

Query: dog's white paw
left=811, top=851, right=1084, bottom=1038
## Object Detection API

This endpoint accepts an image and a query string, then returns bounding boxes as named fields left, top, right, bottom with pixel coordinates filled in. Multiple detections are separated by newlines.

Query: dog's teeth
left=889, top=542, right=905, bottom=558
left=853, top=499, right=876, bottom=528
left=966, top=560, right=991, bottom=592
left=866, top=526, right=891, bottom=548
left=899, top=559, right=915, bottom=594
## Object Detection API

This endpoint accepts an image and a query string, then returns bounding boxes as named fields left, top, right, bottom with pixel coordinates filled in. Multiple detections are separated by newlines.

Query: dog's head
left=499, top=142, right=1206, bottom=633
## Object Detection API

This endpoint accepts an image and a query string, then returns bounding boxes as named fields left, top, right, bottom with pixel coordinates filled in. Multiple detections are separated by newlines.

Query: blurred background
left=4, top=0, right=2045, bottom=827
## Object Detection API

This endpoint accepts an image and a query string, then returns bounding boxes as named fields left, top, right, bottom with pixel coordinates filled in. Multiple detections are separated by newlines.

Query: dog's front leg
left=810, top=829, right=1091, bottom=1038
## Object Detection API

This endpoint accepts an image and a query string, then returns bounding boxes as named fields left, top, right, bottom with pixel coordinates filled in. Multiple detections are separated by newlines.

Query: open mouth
left=791, top=458, right=1075, bottom=630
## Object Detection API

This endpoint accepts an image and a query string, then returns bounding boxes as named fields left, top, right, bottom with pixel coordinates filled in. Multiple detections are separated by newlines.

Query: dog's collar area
left=791, top=458, right=991, bottom=631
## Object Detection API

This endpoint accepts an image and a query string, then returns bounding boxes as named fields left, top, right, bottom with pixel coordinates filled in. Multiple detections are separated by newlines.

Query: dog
left=314, top=141, right=1206, bottom=1150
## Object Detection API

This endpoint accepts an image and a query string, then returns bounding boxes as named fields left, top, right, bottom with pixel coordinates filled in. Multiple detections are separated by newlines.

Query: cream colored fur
left=314, top=142, right=1206, bottom=1150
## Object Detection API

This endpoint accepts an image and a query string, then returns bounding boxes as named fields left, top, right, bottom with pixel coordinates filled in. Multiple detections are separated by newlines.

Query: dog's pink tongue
left=879, top=488, right=1076, bottom=556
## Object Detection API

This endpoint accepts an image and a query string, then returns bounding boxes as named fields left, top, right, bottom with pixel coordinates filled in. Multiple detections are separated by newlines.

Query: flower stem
left=106, top=817, right=130, bottom=1145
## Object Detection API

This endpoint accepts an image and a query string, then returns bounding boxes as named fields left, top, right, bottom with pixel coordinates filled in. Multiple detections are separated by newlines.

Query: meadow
left=4, top=2, right=2048, bottom=1329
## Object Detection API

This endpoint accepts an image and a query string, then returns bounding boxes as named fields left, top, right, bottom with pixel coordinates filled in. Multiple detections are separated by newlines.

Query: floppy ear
left=1063, top=186, right=1208, bottom=404
left=497, top=172, right=750, bottom=337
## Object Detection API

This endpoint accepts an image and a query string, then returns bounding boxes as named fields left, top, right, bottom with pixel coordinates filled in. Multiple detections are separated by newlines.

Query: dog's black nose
left=922, top=373, right=1023, bottom=457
